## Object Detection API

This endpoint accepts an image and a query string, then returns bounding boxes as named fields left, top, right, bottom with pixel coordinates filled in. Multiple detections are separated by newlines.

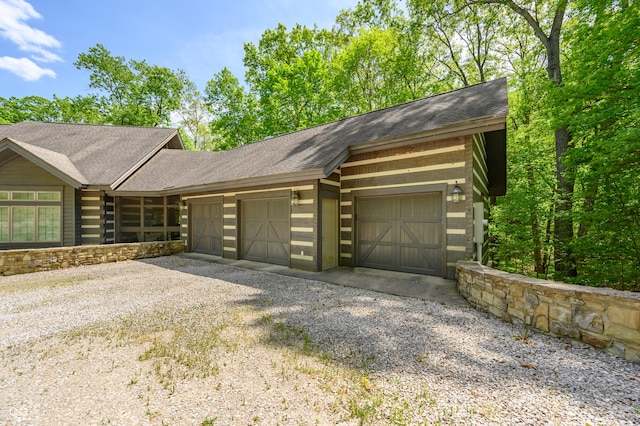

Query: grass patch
left=0, top=275, right=95, bottom=293
left=64, top=304, right=247, bottom=387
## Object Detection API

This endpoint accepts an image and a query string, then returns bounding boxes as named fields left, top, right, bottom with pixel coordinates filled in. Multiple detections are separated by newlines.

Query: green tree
left=409, top=0, right=504, bottom=89
left=176, top=78, right=214, bottom=151
left=74, top=44, right=186, bottom=126
left=204, top=67, right=261, bottom=150
left=559, top=0, right=640, bottom=288
left=470, top=0, right=576, bottom=279
left=489, top=28, right=555, bottom=277
left=0, top=96, right=59, bottom=123
left=243, top=24, right=340, bottom=136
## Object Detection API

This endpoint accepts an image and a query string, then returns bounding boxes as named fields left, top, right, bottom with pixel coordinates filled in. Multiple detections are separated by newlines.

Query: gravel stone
left=0, top=255, right=639, bottom=425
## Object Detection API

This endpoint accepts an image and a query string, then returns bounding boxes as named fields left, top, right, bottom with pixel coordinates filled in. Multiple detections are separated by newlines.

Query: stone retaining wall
left=456, top=261, right=640, bottom=362
left=0, top=241, right=186, bottom=276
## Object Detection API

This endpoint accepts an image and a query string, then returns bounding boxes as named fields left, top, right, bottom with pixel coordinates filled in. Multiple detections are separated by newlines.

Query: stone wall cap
left=456, top=261, right=640, bottom=302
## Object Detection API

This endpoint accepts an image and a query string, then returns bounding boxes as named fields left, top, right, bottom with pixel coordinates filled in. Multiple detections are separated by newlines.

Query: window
left=0, top=190, right=62, bottom=243
left=0, top=207, right=8, bottom=242
left=117, top=195, right=181, bottom=243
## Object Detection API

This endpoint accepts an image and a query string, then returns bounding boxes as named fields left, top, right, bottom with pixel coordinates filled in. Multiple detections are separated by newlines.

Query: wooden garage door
left=357, top=193, right=443, bottom=275
left=191, top=202, right=223, bottom=255
left=241, top=198, right=290, bottom=265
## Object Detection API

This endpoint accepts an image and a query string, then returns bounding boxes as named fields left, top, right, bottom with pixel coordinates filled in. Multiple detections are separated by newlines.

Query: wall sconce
left=451, top=182, right=463, bottom=203
left=291, top=190, right=299, bottom=206
left=178, top=200, right=188, bottom=210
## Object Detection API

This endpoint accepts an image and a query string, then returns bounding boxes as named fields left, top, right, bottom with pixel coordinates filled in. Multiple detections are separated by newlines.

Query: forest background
left=1, top=0, right=638, bottom=291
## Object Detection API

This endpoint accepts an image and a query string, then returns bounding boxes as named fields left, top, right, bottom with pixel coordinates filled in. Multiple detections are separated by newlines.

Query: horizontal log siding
left=104, top=194, right=115, bottom=244
left=223, top=196, right=237, bottom=257
left=0, top=156, right=76, bottom=247
left=290, top=183, right=318, bottom=270
left=180, top=203, right=188, bottom=245
left=182, top=180, right=319, bottom=271
left=80, top=190, right=105, bottom=245
left=339, top=136, right=473, bottom=278
left=472, top=133, right=490, bottom=264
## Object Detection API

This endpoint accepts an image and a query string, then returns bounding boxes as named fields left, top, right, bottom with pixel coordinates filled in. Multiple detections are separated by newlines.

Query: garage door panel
left=359, top=197, right=393, bottom=219
left=191, top=202, right=223, bottom=256
left=400, top=222, right=441, bottom=247
left=359, top=243, right=394, bottom=269
left=269, top=199, right=288, bottom=218
left=400, top=246, right=439, bottom=273
left=267, top=241, right=289, bottom=260
left=241, top=198, right=289, bottom=266
left=357, top=193, right=443, bottom=276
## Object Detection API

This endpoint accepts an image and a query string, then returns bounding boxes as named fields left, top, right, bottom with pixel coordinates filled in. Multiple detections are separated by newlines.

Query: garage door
left=191, top=202, right=223, bottom=255
left=241, top=198, right=290, bottom=265
left=356, top=193, right=443, bottom=275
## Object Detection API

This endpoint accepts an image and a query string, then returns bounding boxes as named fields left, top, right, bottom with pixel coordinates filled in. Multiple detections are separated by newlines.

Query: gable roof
left=0, top=137, right=88, bottom=186
left=1, top=122, right=182, bottom=188
left=118, top=78, right=508, bottom=194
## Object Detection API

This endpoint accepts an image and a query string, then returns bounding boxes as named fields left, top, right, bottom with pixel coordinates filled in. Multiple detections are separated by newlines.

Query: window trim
left=0, top=186, right=63, bottom=244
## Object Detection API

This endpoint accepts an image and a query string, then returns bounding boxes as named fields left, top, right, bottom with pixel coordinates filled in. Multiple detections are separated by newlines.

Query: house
left=0, top=78, right=508, bottom=279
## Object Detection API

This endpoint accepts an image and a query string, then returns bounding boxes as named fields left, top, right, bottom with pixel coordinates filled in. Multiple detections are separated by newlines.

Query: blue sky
left=0, top=0, right=359, bottom=99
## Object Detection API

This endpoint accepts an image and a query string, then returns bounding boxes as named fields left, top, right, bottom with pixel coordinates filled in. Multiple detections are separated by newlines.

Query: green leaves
left=74, top=43, right=186, bottom=127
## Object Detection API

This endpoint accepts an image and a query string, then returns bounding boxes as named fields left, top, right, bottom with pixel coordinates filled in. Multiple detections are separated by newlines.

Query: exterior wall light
left=291, top=190, right=299, bottom=206
left=452, top=183, right=463, bottom=203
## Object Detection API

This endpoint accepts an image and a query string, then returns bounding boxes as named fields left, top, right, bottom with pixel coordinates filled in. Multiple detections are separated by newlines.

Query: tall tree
left=490, top=26, right=555, bottom=276
left=204, top=67, right=261, bottom=150
left=74, top=44, right=186, bottom=127
left=409, top=0, right=504, bottom=89
left=243, top=24, right=339, bottom=136
left=558, top=0, right=640, bottom=288
left=469, top=0, right=576, bottom=278
left=175, top=79, right=214, bottom=151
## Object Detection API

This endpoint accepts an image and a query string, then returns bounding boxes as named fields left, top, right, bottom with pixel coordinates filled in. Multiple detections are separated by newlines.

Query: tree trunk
left=546, top=33, right=577, bottom=278
left=553, top=126, right=577, bottom=277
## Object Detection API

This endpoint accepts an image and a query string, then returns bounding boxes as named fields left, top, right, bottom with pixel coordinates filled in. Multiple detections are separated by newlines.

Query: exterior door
left=241, top=198, right=289, bottom=265
left=321, top=198, right=339, bottom=270
left=190, top=202, right=223, bottom=255
left=356, top=193, right=443, bottom=275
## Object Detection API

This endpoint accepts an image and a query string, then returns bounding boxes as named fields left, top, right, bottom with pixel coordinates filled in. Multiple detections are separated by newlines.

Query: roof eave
left=140, top=168, right=328, bottom=197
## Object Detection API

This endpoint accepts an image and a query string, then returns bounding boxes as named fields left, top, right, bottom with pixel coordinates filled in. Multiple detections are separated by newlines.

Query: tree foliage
left=74, top=44, right=187, bottom=126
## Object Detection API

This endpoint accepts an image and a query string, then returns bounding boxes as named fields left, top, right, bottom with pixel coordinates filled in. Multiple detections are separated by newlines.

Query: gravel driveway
left=1, top=256, right=639, bottom=425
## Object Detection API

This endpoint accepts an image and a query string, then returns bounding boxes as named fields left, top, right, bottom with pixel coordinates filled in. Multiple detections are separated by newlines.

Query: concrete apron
left=177, top=253, right=468, bottom=306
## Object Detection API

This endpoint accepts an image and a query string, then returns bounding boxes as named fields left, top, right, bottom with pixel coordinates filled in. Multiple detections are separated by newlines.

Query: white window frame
left=0, top=188, right=62, bottom=244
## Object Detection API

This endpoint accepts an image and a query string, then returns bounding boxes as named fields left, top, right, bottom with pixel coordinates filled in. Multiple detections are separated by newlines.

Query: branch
left=468, top=0, right=550, bottom=50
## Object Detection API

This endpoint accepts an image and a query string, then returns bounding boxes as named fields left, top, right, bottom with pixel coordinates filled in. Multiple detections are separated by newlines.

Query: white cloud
left=0, top=56, right=56, bottom=80
left=0, top=0, right=61, bottom=80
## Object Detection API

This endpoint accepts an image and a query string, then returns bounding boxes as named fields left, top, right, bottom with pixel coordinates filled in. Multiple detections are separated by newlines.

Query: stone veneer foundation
left=457, top=261, right=640, bottom=363
left=0, top=241, right=185, bottom=276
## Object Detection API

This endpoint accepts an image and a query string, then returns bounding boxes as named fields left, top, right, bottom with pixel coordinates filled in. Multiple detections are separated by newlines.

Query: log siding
left=472, top=133, right=490, bottom=264
left=339, top=136, right=473, bottom=279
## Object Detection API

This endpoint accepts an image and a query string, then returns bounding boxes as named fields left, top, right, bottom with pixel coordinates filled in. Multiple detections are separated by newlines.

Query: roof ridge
left=17, top=121, right=178, bottom=131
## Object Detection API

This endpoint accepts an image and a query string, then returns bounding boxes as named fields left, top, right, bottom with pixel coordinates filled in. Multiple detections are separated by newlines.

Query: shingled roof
left=1, top=122, right=182, bottom=188
left=118, top=78, right=508, bottom=194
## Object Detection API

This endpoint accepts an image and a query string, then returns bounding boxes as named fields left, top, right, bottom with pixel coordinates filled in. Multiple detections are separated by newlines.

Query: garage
left=190, top=202, right=223, bottom=255
left=241, top=198, right=290, bottom=265
left=356, top=193, right=443, bottom=275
